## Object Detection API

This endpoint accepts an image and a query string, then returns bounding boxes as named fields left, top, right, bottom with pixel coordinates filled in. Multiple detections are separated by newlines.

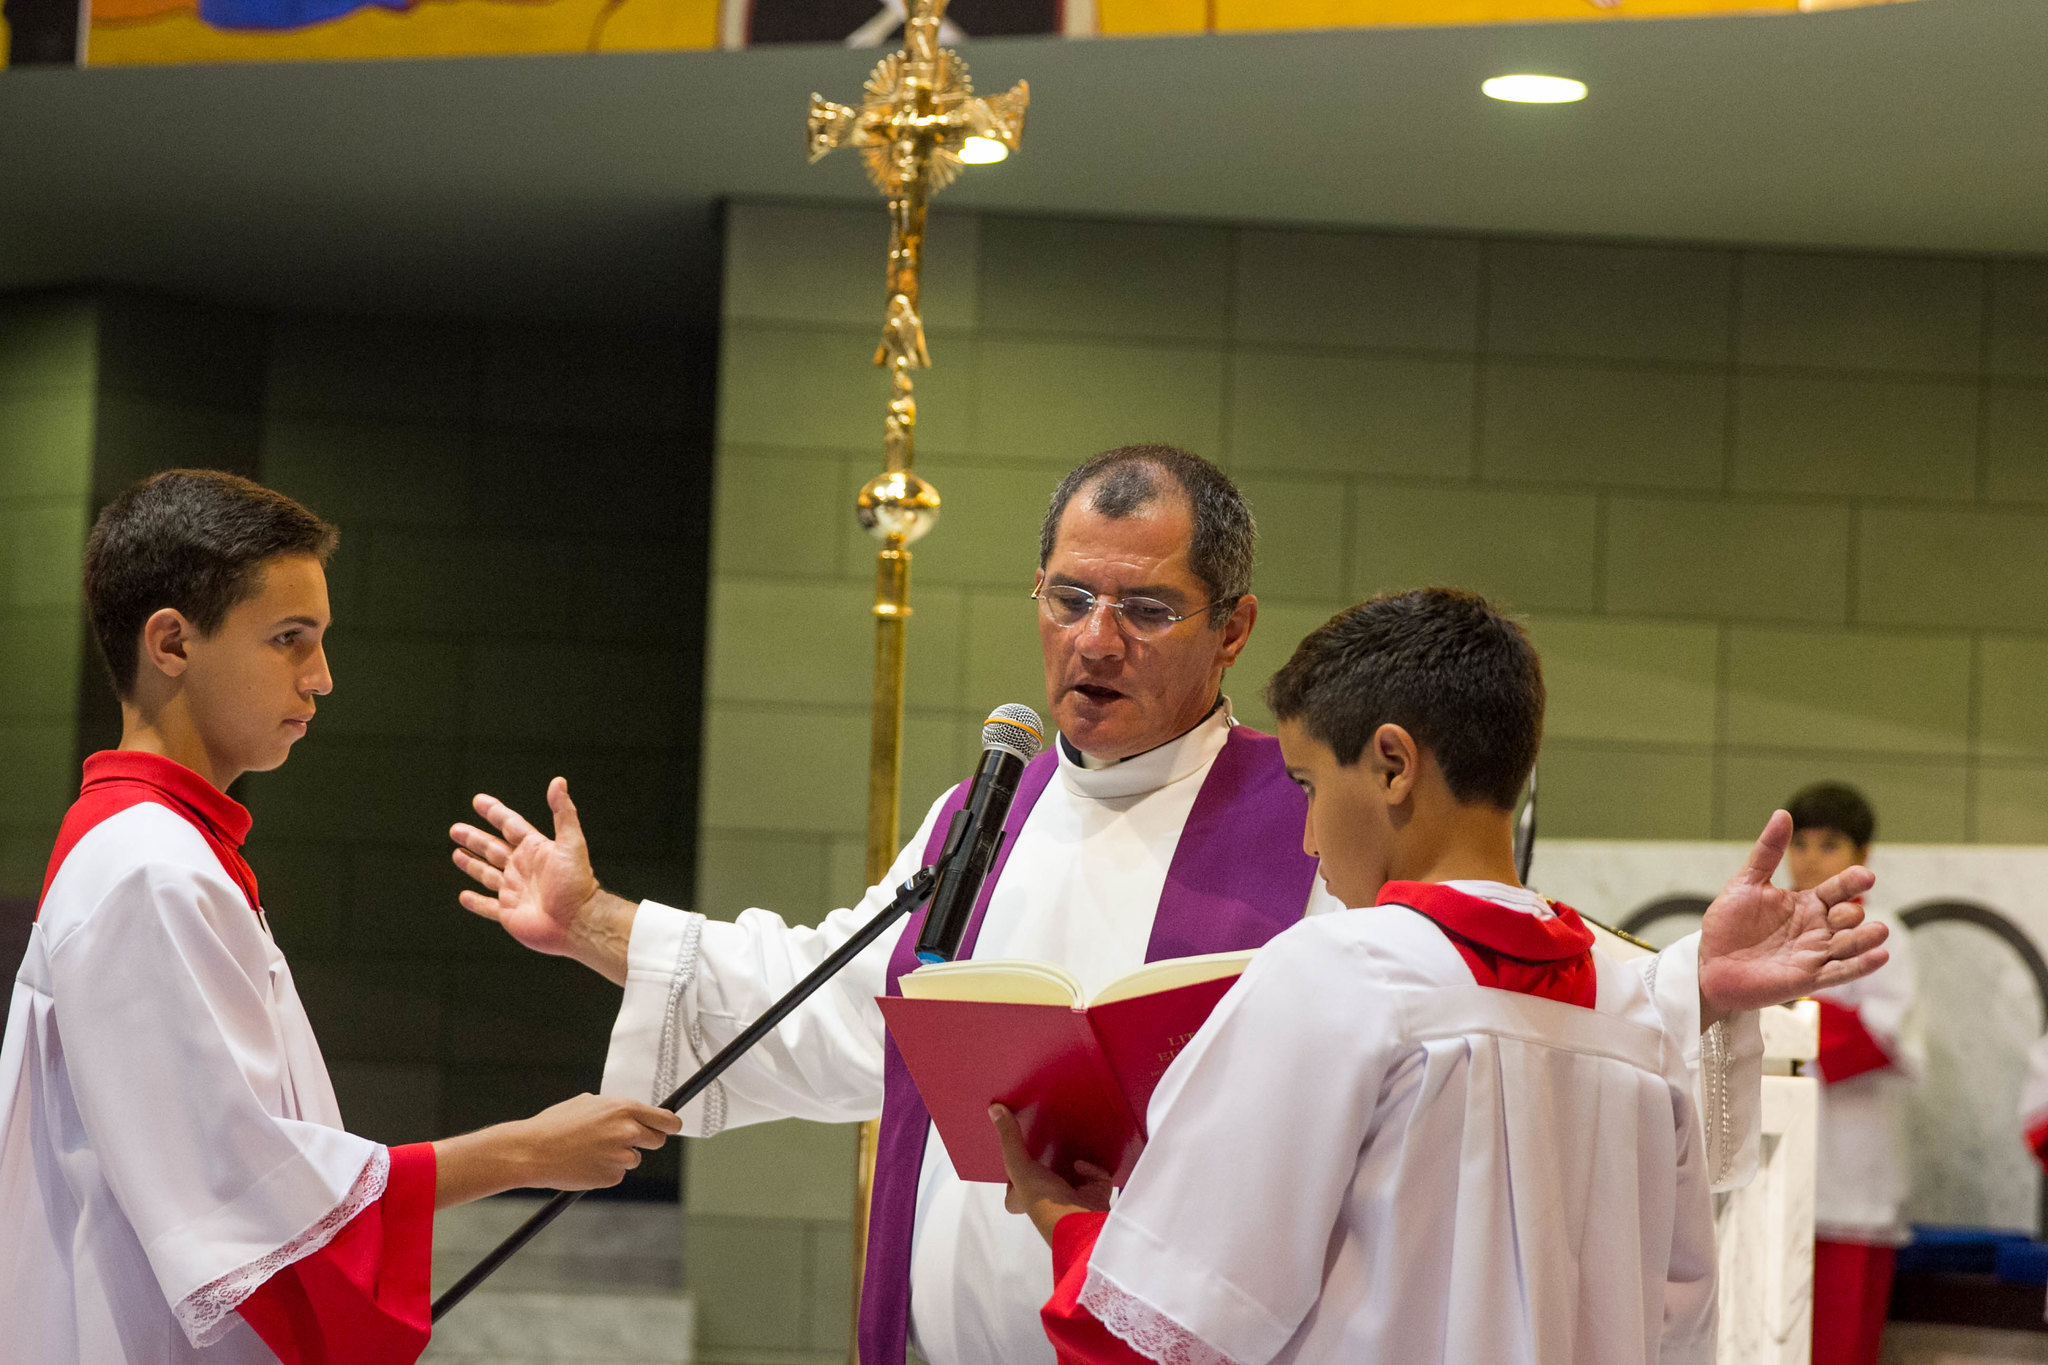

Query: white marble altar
left=1716, top=1015, right=1821, bottom=1365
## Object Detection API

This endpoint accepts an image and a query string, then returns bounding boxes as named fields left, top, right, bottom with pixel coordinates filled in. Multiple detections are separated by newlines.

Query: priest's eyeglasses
left=1032, top=584, right=1239, bottom=639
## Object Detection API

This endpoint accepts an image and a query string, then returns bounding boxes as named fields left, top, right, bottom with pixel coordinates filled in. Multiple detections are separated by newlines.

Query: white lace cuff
left=652, top=912, right=727, bottom=1136
left=1700, top=1017, right=1733, bottom=1186
left=1080, top=1262, right=1245, bottom=1365
left=173, top=1146, right=390, bottom=1347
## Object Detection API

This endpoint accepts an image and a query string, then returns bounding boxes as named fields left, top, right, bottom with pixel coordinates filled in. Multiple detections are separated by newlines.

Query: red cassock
left=1042, top=1212, right=1132, bottom=1365
left=234, top=1141, right=436, bottom=1363
left=0, top=751, right=434, bottom=1363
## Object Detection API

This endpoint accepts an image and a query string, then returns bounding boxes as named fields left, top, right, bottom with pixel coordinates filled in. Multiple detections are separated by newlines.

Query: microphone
left=914, top=703, right=1045, bottom=964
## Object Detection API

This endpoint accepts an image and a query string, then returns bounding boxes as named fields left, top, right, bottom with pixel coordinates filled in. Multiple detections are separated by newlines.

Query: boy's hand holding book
left=991, top=1104, right=1112, bottom=1245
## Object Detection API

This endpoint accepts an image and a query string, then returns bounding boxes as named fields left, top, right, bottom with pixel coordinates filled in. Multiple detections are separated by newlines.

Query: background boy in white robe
left=994, top=588, right=1889, bottom=1365
left=1785, top=782, right=1921, bottom=1365
left=0, top=470, right=683, bottom=1365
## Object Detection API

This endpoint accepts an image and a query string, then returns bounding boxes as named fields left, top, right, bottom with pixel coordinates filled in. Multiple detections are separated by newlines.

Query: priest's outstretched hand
left=450, top=776, right=639, bottom=985
left=1696, top=808, right=1888, bottom=1027
left=991, top=1104, right=1114, bottom=1246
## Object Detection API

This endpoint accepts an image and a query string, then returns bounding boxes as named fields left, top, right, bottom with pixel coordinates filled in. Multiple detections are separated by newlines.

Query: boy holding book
left=0, top=470, right=682, bottom=1364
left=993, top=588, right=1887, bottom=1365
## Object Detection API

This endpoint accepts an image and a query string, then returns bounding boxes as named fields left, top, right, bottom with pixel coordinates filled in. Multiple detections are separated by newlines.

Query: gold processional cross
left=805, top=0, right=1028, bottom=1346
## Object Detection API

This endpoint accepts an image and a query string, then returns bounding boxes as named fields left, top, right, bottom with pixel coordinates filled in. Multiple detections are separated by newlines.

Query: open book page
left=898, top=959, right=1082, bottom=1006
left=1087, top=949, right=1258, bottom=1006
left=900, top=948, right=1257, bottom=1008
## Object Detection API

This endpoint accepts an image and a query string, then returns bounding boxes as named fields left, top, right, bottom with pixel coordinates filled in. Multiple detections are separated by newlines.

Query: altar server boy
left=1787, top=783, right=1921, bottom=1365
left=0, top=470, right=682, bottom=1365
left=993, top=588, right=1886, bottom=1365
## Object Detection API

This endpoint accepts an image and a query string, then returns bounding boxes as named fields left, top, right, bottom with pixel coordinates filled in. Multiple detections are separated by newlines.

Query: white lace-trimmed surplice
left=1076, top=887, right=1719, bottom=1365
left=601, top=706, right=1761, bottom=1365
left=0, top=803, right=384, bottom=1363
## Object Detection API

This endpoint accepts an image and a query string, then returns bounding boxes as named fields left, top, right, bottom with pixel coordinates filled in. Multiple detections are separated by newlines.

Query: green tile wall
left=0, top=296, right=95, bottom=901
left=249, top=312, right=714, bottom=1197
left=0, top=291, right=715, bottom=1207
left=696, top=202, right=2048, bottom=1357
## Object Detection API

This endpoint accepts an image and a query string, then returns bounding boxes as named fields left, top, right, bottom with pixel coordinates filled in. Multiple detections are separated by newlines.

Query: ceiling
left=2, top=0, right=2043, bottom=321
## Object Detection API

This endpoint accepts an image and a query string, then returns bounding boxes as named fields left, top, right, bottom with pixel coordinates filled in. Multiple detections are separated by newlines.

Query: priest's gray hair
left=1038, top=445, right=1256, bottom=627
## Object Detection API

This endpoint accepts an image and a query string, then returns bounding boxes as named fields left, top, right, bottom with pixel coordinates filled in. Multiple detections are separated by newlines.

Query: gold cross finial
left=807, top=0, right=1027, bottom=397
left=806, top=0, right=1028, bottom=198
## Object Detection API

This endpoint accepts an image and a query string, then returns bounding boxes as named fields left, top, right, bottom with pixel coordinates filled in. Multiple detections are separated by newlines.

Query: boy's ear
left=141, top=608, right=194, bottom=680
left=1370, top=723, right=1421, bottom=803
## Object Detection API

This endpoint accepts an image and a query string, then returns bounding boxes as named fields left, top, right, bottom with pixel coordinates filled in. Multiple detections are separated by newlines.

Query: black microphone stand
left=431, top=860, right=946, bottom=1322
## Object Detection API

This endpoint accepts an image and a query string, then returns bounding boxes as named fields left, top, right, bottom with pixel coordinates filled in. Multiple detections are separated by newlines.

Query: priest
left=450, top=444, right=1890, bottom=1365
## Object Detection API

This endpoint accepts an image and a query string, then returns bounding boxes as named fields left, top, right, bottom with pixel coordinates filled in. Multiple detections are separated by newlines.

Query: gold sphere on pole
left=856, top=470, right=942, bottom=545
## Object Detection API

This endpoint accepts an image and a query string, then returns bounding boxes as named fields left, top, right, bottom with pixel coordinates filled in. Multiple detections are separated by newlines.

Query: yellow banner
left=1102, top=0, right=1902, bottom=36
left=79, top=0, right=1915, bottom=68
left=87, top=0, right=717, bottom=64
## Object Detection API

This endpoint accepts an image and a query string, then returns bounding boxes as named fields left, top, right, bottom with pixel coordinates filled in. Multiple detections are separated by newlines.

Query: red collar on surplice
left=1376, top=880, right=1598, bottom=1009
left=39, top=750, right=261, bottom=919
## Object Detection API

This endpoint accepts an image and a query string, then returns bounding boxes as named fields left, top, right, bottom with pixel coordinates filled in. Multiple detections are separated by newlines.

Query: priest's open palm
left=1696, top=808, right=1888, bottom=1016
left=450, top=777, right=602, bottom=960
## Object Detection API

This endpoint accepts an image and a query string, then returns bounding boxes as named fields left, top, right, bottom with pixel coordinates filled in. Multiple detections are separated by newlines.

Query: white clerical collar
left=1056, top=701, right=1235, bottom=801
left=1441, top=878, right=1557, bottom=921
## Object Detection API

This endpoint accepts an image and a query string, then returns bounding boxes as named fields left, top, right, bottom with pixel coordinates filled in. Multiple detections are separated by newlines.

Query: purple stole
left=856, top=724, right=1319, bottom=1364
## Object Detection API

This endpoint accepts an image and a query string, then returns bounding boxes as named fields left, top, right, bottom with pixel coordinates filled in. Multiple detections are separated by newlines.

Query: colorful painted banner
left=1102, top=0, right=1914, bottom=34
left=55, top=0, right=1919, bottom=69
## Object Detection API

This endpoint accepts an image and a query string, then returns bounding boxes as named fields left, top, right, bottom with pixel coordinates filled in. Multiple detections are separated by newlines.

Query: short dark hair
left=1038, top=445, right=1254, bottom=626
left=1786, top=782, right=1876, bottom=848
left=1264, top=588, right=1544, bottom=810
left=84, top=470, right=339, bottom=698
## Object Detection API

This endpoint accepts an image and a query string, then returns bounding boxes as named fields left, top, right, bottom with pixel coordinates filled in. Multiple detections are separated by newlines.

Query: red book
left=878, top=951, right=1256, bottom=1186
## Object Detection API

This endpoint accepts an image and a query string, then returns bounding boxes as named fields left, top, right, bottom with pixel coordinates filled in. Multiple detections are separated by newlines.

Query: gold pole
left=867, top=542, right=913, bottom=877
left=805, top=5, right=1028, bottom=1356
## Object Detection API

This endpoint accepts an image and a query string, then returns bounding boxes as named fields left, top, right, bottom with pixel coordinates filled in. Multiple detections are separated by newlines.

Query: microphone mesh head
left=982, top=703, right=1045, bottom=761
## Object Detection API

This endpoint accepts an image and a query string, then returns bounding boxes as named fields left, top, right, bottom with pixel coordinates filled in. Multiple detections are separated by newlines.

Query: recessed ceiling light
left=1482, top=74, right=1588, bottom=104
left=960, top=136, right=1010, bottom=164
